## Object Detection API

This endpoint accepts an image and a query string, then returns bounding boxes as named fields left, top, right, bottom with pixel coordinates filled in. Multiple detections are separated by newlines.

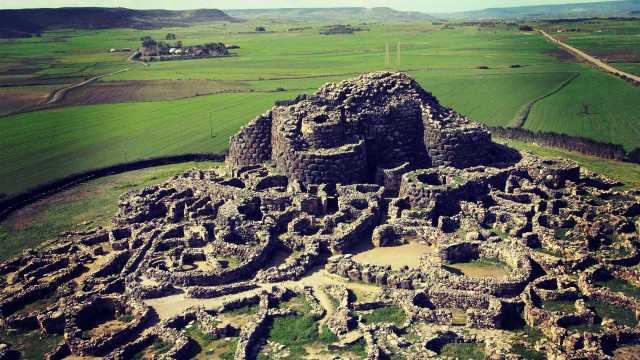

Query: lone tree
left=582, top=102, right=591, bottom=115
left=166, top=33, right=177, bottom=40
left=255, top=26, right=267, bottom=32
left=628, top=148, right=640, bottom=164
left=141, top=36, right=157, bottom=48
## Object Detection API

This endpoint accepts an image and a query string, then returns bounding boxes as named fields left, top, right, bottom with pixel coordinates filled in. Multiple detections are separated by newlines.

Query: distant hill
left=0, top=7, right=239, bottom=38
left=440, top=0, right=640, bottom=20
left=226, top=7, right=437, bottom=23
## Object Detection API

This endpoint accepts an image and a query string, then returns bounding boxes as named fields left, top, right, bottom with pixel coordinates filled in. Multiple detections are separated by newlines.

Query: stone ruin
left=0, top=72, right=639, bottom=359
left=227, top=72, right=511, bottom=185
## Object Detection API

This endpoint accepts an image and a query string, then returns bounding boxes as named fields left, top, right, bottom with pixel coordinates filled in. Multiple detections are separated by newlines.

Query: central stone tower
left=227, top=72, right=497, bottom=185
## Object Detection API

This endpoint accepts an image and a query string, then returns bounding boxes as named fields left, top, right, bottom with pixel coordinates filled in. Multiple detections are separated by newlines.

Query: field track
left=46, top=68, right=130, bottom=104
left=511, top=72, right=581, bottom=128
left=539, top=30, right=640, bottom=83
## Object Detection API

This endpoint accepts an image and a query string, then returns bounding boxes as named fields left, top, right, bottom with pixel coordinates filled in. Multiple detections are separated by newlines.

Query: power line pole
left=396, top=43, right=401, bottom=66
left=385, top=43, right=390, bottom=67
left=209, top=112, right=215, bottom=138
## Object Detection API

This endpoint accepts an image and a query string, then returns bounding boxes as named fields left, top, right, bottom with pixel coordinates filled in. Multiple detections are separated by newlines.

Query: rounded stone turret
left=227, top=72, right=502, bottom=185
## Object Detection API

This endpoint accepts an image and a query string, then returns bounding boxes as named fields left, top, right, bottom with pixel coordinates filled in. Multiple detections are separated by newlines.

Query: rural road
left=47, top=68, right=130, bottom=104
left=538, top=30, right=640, bottom=83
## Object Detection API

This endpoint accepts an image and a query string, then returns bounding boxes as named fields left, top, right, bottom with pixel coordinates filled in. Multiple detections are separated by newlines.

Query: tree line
left=490, top=127, right=640, bottom=164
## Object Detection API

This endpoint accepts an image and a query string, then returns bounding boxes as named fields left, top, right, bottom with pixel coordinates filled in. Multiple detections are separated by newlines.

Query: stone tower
left=227, top=72, right=497, bottom=185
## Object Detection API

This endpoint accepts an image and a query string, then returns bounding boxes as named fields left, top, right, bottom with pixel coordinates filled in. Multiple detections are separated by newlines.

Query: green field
left=0, top=19, right=639, bottom=195
left=0, top=91, right=293, bottom=194
left=524, top=68, right=640, bottom=151
left=539, top=18, right=640, bottom=65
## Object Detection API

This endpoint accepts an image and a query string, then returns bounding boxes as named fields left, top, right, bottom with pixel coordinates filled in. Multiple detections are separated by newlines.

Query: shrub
left=141, top=36, right=157, bottom=48
left=255, top=26, right=266, bottom=32
left=627, top=148, right=640, bottom=164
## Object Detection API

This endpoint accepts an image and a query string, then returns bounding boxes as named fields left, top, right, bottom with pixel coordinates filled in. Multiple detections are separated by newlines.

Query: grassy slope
left=524, top=68, right=640, bottom=151
left=0, top=91, right=292, bottom=194
left=0, top=161, right=220, bottom=261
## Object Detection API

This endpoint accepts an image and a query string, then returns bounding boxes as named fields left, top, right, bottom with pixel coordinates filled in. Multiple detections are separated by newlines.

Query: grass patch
left=564, top=321, right=602, bottom=333
left=0, top=161, right=219, bottom=261
left=525, top=68, right=640, bottom=152
left=343, top=338, right=367, bottom=358
left=533, top=247, right=563, bottom=257
left=562, top=300, right=637, bottom=333
left=450, top=308, right=468, bottom=326
left=318, top=324, right=338, bottom=344
left=277, top=296, right=313, bottom=314
left=215, top=255, right=242, bottom=268
left=491, top=226, right=510, bottom=240
left=116, top=312, right=135, bottom=323
left=554, top=227, right=571, bottom=240
left=444, top=257, right=511, bottom=280
left=587, top=300, right=638, bottom=328
left=511, top=343, right=545, bottom=360
left=260, top=302, right=367, bottom=360
left=518, top=325, right=544, bottom=344
left=261, top=313, right=320, bottom=359
left=184, top=322, right=237, bottom=360
left=0, top=329, right=62, bottom=360
left=595, top=277, right=640, bottom=299
left=131, top=338, right=173, bottom=359
left=541, top=299, right=576, bottom=313
left=440, top=343, right=485, bottom=360
left=224, top=304, right=260, bottom=317
left=360, top=306, right=406, bottom=327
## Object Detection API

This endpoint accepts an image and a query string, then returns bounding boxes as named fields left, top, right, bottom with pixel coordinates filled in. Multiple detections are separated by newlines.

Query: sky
left=0, top=0, right=621, bottom=13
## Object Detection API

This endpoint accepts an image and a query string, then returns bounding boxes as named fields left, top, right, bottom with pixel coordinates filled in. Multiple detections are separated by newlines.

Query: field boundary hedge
left=0, top=153, right=225, bottom=222
left=489, top=127, right=635, bottom=162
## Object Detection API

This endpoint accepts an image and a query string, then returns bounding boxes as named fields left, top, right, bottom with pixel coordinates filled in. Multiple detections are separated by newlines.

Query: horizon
left=0, top=0, right=625, bottom=13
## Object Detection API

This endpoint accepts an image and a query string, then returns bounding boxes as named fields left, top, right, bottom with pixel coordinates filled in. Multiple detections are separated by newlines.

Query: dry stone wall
left=227, top=72, right=505, bottom=185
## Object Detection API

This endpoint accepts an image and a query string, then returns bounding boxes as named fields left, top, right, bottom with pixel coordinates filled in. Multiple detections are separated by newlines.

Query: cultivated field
left=0, top=19, right=639, bottom=195
left=538, top=18, right=640, bottom=68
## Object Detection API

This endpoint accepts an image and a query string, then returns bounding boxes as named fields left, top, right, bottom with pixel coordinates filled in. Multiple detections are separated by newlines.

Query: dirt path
left=314, top=287, right=334, bottom=331
left=46, top=68, right=129, bottom=104
left=144, top=268, right=381, bottom=320
left=538, top=30, right=640, bottom=83
left=510, top=72, right=580, bottom=128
